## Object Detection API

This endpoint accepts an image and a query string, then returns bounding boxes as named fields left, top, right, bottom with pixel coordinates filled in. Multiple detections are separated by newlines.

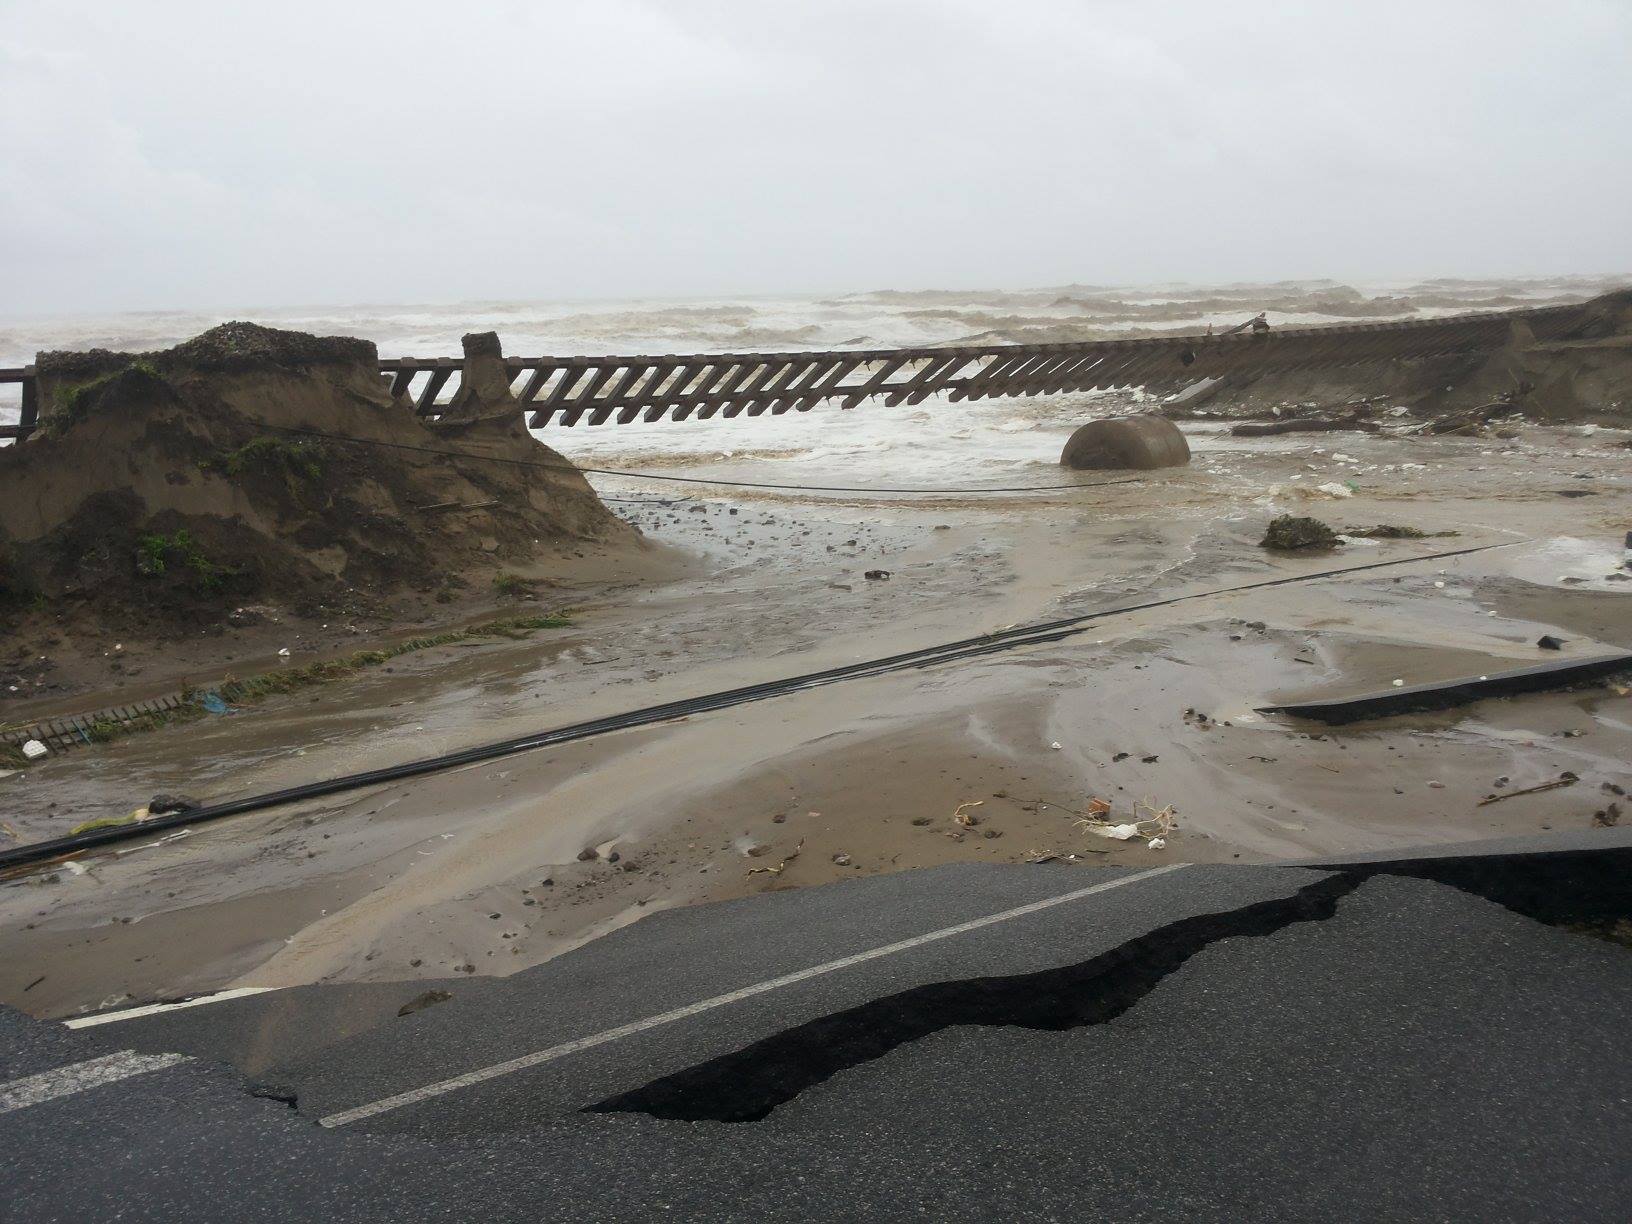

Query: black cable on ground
left=0, top=541, right=1515, bottom=872
left=264, top=425, right=1144, bottom=496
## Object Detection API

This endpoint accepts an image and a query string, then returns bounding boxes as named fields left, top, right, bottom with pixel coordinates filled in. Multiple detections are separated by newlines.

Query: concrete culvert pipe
left=1059, top=415, right=1191, bottom=470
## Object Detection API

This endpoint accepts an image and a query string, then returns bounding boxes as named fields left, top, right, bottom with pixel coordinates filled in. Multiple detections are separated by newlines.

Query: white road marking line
left=320, top=863, right=1186, bottom=1128
left=0, top=1051, right=190, bottom=1116
left=62, top=987, right=279, bottom=1029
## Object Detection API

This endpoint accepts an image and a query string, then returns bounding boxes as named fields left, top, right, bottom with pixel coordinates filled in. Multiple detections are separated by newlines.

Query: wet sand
left=3, top=413, right=1630, bottom=1017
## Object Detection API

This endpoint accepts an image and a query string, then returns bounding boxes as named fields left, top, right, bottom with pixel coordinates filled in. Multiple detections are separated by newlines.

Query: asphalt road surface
left=5, top=832, right=1632, bottom=1221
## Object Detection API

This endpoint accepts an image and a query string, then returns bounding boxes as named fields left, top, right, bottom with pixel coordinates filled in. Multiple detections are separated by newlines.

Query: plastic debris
left=69, top=811, right=142, bottom=835
left=19, top=739, right=50, bottom=761
left=1049, top=741, right=1063, bottom=751
left=1315, top=482, right=1354, bottom=498
left=1077, top=798, right=1178, bottom=846
left=747, top=839, right=804, bottom=877
left=277, top=647, right=292, bottom=657
left=199, top=691, right=230, bottom=715
left=953, top=801, right=983, bottom=828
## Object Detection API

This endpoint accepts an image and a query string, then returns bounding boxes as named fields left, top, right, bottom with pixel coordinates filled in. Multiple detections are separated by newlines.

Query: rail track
left=0, top=298, right=1609, bottom=441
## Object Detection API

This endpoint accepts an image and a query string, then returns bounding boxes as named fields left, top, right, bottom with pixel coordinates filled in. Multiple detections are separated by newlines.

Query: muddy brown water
left=2, top=421, right=1630, bottom=1017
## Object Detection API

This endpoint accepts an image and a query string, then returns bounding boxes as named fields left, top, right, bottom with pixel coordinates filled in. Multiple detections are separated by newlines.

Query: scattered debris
left=1593, top=803, right=1622, bottom=828
left=69, top=812, right=142, bottom=835
left=1478, top=772, right=1579, bottom=806
left=1261, top=515, right=1340, bottom=551
left=831, top=853, right=851, bottom=866
left=1342, top=524, right=1460, bottom=539
left=747, top=838, right=806, bottom=877
left=1075, top=797, right=1177, bottom=847
left=1537, top=635, right=1565, bottom=651
left=576, top=846, right=599, bottom=862
left=148, top=794, right=200, bottom=815
left=1232, top=411, right=1379, bottom=437
left=953, top=801, right=983, bottom=828
left=863, top=569, right=891, bottom=581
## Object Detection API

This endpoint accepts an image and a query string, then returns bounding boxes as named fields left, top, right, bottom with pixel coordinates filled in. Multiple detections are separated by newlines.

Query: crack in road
left=587, top=847, right=1632, bottom=1125
left=586, top=872, right=1364, bottom=1123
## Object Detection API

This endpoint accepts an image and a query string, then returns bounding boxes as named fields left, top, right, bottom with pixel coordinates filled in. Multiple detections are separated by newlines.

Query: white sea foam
left=1, top=280, right=1609, bottom=479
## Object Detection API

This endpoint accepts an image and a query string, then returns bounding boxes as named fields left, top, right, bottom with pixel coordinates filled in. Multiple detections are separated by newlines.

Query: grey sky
left=3, top=0, right=1629, bottom=314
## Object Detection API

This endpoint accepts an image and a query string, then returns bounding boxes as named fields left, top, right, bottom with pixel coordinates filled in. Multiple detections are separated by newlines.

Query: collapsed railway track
left=1, top=296, right=1616, bottom=440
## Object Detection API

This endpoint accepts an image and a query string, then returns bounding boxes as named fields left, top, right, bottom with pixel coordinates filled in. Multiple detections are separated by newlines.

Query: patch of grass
left=135, top=529, right=235, bottom=595
left=47, top=360, right=164, bottom=434
left=215, top=435, right=327, bottom=483
left=470, top=613, right=573, bottom=638
left=84, top=718, right=121, bottom=744
left=13, top=611, right=574, bottom=763
left=215, top=613, right=572, bottom=704
left=492, top=573, right=532, bottom=599
left=2, top=700, right=208, bottom=765
left=51, top=376, right=113, bottom=432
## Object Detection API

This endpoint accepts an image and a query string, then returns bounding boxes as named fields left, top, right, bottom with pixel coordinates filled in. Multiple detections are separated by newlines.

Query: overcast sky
left=3, top=0, right=1629, bottom=314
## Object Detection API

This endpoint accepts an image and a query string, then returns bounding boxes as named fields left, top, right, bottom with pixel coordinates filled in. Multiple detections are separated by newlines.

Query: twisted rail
left=375, top=301, right=1590, bottom=425
left=0, top=298, right=1602, bottom=440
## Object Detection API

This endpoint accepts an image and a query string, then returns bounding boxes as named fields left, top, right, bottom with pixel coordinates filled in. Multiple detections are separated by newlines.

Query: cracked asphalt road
left=5, top=835, right=1632, bottom=1221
